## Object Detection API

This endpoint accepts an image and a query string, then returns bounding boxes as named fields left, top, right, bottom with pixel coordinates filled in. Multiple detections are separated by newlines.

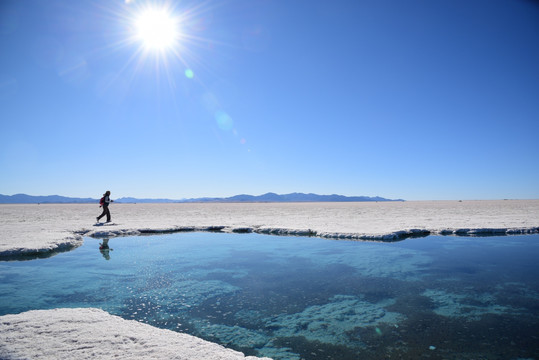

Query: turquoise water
left=1, top=233, right=538, bottom=359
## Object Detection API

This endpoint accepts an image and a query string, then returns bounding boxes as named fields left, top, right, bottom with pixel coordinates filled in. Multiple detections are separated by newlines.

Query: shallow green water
left=1, top=233, right=538, bottom=359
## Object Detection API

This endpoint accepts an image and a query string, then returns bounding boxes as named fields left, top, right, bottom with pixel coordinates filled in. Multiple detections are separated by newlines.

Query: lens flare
left=215, top=110, right=233, bottom=131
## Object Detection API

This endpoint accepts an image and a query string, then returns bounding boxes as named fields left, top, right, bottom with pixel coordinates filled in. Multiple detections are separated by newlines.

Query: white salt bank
left=0, top=308, right=270, bottom=360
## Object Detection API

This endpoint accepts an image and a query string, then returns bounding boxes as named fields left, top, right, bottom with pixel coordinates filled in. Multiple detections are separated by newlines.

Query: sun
left=134, top=6, right=180, bottom=51
left=119, top=1, right=207, bottom=83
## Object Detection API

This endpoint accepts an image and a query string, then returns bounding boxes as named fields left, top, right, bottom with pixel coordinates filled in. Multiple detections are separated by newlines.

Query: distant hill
left=0, top=194, right=97, bottom=204
left=0, top=192, right=404, bottom=204
left=176, top=192, right=403, bottom=203
left=115, top=197, right=180, bottom=203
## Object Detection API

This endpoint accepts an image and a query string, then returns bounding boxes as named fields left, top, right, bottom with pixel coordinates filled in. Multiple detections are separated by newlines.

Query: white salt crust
left=0, top=308, right=271, bottom=360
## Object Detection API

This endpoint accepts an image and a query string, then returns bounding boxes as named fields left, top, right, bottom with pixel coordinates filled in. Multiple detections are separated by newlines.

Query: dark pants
left=97, top=205, right=111, bottom=222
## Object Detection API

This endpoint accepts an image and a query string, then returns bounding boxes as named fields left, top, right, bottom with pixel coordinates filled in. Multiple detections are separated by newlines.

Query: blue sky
left=1, top=0, right=538, bottom=200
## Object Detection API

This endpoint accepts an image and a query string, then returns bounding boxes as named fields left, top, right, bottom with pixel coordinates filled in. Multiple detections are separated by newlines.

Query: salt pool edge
left=2, top=201, right=539, bottom=259
left=2, top=224, right=538, bottom=260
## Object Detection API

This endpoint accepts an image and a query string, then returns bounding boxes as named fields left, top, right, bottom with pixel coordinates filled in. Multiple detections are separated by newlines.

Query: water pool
left=1, top=233, right=538, bottom=359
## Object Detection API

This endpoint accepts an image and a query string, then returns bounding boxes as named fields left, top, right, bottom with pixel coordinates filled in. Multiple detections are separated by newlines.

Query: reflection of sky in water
left=1, top=233, right=538, bottom=360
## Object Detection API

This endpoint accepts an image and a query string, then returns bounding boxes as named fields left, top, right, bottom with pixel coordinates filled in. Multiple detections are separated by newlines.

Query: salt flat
left=1, top=200, right=538, bottom=257
left=1, top=200, right=538, bottom=359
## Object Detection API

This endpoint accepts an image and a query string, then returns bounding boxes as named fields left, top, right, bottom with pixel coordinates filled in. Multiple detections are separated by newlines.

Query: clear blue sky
left=1, top=0, right=538, bottom=200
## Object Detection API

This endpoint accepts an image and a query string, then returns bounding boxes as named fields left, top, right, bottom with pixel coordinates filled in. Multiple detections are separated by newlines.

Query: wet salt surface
left=1, top=233, right=539, bottom=359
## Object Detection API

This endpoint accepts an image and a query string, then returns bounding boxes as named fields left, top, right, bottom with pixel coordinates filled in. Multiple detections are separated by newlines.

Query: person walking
left=97, top=191, right=114, bottom=223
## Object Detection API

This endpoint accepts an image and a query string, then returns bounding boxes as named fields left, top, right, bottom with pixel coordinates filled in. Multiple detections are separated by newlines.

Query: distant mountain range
left=175, top=193, right=403, bottom=203
left=0, top=194, right=97, bottom=204
left=0, top=192, right=404, bottom=204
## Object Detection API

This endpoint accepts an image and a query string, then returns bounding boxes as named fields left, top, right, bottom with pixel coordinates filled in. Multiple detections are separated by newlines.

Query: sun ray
left=87, top=0, right=238, bottom=104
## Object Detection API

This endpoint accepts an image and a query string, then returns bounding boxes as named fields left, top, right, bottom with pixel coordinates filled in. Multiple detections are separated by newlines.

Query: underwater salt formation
left=309, top=243, right=432, bottom=280
left=422, top=289, right=525, bottom=320
left=266, top=295, right=404, bottom=346
left=185, top=295, right=406, bottom=359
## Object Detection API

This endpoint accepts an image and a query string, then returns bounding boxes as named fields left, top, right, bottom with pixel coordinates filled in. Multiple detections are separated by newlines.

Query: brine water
left=1, top=233, right=538, bottom=359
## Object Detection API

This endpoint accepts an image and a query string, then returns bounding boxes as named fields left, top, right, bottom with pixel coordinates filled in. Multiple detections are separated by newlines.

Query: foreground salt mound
left=0, top=308, right=271, bottom=360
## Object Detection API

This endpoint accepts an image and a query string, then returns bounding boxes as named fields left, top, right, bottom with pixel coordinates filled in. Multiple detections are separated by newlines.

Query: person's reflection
left=99, top=238, right=113, bottom=260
